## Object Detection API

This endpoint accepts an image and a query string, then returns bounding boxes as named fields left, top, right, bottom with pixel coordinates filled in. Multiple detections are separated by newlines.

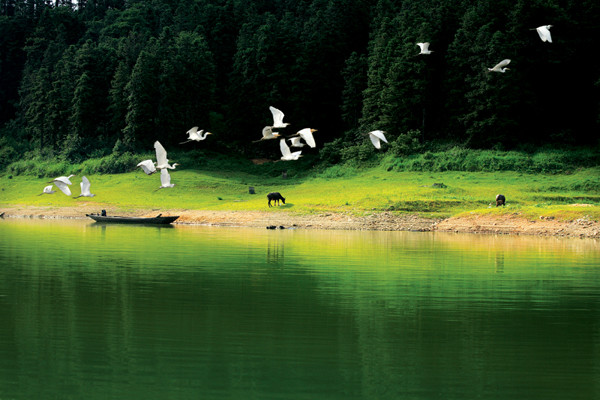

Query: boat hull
left=86, top=214, right=179, bottom=225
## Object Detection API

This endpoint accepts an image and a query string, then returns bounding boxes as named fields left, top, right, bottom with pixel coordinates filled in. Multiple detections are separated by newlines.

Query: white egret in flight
left=269, top=106, right=290, bottom=128
left=137, top=159, right=157, bottom=175
left=488, top=59, right=511, bottom=73
left=368, top=130, right=388, bottom=149
left=74, top=176, right=95, bottom=198
left=49, top=174, right=74, bottom=196
left=154, top=141, right=179, bottom=169
left=50, top=174, right=75, bottom=186
left=159, top=169, right=175, bottom=189
left=38, top=185, right=56, bottom=195
left=280, top=139, right=302, bottom=161
left=253, top=126, right=280, bottom=142
left=289, top=137, right=305, bottom=148
left=293, top=128, right=317, bottom=148
left=532, top=25, right=552, bottom=43
left=417, top=42, right=433, bottom=55
left=181, top=126, right=212, bottom=144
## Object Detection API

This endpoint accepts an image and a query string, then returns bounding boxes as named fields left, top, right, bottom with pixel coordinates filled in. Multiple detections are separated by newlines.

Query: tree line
left=1, top=0, right=599, bottom=169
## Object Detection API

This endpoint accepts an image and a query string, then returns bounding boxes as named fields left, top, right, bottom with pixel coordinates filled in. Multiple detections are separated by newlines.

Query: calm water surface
left=0, top=219, right=599, bottom=399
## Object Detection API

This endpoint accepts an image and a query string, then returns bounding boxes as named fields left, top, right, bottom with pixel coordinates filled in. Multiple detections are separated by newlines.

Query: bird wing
left=536, top=26, right=552, bottom=42
left=417, top=42, right=429, bottom=52
left=187, top=126, right=199, bottom=138
left=53, top=176, right=73, bottom=185
left=280, top=139, right=291, bottom=157
left=154, top=141, right=169, bottom=166
left=270, top=106, right=286, bottom=127
left=369, top=130, right=387, bottom=149
left=43, top=185, right=54, bottom=194
left=186, top=127, right=202, bottom=141
left=369, top=134, right=381, bottom=149
left=495, top=59, right=511, bottom=69
left=81, top=176, right=91, bottom=195
left=160, top=169, right=171, bottom=186
left=298, top=128, right=316, bottom=148
left=54, top=180, right=72, bottom=196
left=137, top=160, right=156, bottom=174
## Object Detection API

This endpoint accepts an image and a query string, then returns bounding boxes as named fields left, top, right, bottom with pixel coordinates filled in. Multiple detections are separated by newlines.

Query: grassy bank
left=1, top=157, right=599, bottom=223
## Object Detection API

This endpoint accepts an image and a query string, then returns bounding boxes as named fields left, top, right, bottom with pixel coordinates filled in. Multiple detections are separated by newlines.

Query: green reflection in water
left=0, top=219, right=599, bottom=400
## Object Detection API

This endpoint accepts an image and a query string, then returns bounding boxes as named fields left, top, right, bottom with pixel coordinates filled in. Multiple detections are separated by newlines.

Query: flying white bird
left=74, top=176, right=95, bottom=198
left=289, top=137, right=305, bottom=148
left=50, top=174, right=75, bottom=186
left=159, top=169, right=175, bottom=189
left=293, top=128, right=318, bottom=148
left=417, top=42, right=433, bottom=55
left=253, top=126, right=280, bottom=142
left=533, top=25, right=552, bottom=43
left=181, top=126, right=212, bottom=144
left=137, top=159, right=157, bottom=175
left=269, top=106, right=290, bottom=128
left=154, top=141, right=179, bottom=170
left=488, top=59, right=511, bottom=73
left=368, top=130, right=388, bottom=149
left=49, top=174, right=74, bottom=196
left=38, top=185, right=56, bottom=195
left=280, top=139, right=302, bottom=161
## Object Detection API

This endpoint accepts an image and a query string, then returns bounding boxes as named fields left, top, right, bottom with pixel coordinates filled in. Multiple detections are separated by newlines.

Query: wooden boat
left=86, top=213, right=179, bottom=225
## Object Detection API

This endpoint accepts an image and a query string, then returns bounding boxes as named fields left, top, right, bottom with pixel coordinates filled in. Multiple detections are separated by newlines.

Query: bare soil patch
left=435, top=213, right=600, bottom=238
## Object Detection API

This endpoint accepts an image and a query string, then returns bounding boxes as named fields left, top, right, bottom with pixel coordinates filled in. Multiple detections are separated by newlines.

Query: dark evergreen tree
left=157, top=29, right=216, bottom=147
left=122, top=38, right=161, bottom=150
left=340, top=51, right=367, bottom=135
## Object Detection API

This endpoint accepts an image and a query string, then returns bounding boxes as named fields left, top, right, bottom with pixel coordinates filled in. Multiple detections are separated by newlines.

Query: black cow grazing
left=267, top=192, right=285, bottom=207
left=496, top=194, right=506, bottom=207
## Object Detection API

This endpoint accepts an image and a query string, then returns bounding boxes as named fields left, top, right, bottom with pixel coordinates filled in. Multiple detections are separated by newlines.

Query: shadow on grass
left=269, top=203, right=294, bottom=209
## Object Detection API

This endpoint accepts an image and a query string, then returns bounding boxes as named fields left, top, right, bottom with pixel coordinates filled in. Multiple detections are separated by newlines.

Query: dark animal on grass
left=267, top=192, right=286, bottom=207
left=496, top=194, right=506, bottom=207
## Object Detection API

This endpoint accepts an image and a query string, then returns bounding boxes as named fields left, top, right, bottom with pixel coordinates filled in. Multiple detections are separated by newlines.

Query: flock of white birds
left=40, top=174, right=95, bottom=198
left=418, top=25, right=552, bottom=74
left=40, top=25, right=553, bottom=196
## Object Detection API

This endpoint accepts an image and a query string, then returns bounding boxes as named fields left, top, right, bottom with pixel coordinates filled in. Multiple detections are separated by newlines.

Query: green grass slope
left=1, top=161, right=599, bottom=222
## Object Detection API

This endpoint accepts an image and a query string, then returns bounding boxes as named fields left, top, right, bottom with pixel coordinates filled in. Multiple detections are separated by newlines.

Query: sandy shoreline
left=1, top=204, right=599, bottom=238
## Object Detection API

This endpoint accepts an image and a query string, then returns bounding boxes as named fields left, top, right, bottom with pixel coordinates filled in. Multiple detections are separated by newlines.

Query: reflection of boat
left=86, top=213, right=179, bottom=225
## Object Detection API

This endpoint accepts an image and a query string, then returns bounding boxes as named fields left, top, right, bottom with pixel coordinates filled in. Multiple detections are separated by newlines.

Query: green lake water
left=0, top=219, right=599, bottom=399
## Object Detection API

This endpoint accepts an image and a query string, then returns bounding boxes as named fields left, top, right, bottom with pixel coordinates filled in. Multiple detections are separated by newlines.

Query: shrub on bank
left=386, top=147, right=600, bottom=173
left=2, top=145, right=598, bottom=177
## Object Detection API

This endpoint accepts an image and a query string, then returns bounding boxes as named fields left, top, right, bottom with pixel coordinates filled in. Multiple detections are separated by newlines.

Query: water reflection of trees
left=3, top=222, right=600, bottom=399
left=266, top=236, right=285, bottom=265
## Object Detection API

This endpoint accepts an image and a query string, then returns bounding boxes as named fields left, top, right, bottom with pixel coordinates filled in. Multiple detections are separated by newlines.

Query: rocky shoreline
left=1, top=205, right=599, bottom=239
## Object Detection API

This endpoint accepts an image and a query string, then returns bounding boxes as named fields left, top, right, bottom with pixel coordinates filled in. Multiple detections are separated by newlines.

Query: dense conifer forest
left=1, top=0, right=599, bottom=171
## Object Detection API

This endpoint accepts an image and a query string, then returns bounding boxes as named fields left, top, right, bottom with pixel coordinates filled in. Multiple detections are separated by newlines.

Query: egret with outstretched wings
left=368, top=130, right=388, bottom=149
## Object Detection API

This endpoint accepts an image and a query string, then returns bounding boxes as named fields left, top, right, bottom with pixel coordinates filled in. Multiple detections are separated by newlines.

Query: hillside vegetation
left=1, top=0, right=599, bottom=170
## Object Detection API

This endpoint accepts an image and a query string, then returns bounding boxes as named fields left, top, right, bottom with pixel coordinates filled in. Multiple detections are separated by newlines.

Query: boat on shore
left=86, top=212, right=179, bottom=225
